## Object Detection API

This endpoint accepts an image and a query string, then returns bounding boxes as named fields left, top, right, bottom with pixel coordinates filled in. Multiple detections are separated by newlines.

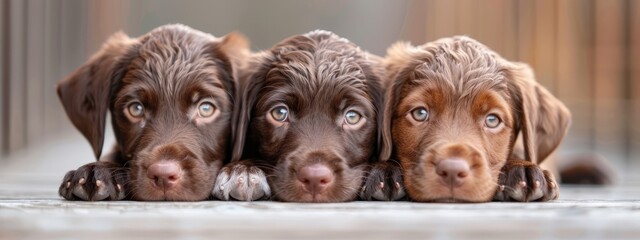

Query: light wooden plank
left=43, top=0, right=64, bottom=135
left=7, top=0, right=26, bottom=151
left=516, top=0, right=536, bottom=64
left=425, top=0, right=456, bottom=41
left=25, top=0, right=46, bottom=146
left=0, top=0, right=5, bottom=155
left=556, top=0, right=594, bottom=153
left=534, top=0, right=557, bottom=92
left=593, top=0, right=626, bottom=167
left=630, top=0, right=640, bottom=170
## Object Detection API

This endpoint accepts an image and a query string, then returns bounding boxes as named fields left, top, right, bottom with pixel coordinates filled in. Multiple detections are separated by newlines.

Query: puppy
left=57, top=24, right=249, bottom=201
left=212, top=30, right=402, bottom=202
left=382, top=36, right=571, bottom=202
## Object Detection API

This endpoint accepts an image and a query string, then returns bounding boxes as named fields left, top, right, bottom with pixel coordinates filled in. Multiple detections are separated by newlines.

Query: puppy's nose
left=297, top=164, right=334, bottom=195
left=147, top=161, right=182, bottom=189
left=436, top=158, right=470, bottom=187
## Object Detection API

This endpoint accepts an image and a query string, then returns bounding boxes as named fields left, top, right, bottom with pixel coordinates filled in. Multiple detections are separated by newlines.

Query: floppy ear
left=56, top=32, right=137, bottom=159
left=378, top=42, right=422, bottom=162
left=230, top=52, right=271, bottom=162
left=507, top=63, right=572, bottom=164
left=360, top=53, right=387, bottom=162
left=215, top=32, right=250, bottom=83
left=212, top=32, right=251, bottom=162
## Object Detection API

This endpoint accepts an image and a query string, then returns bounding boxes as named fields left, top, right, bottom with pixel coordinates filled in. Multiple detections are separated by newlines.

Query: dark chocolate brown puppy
left=213, top=30, right=401, bottom=202
left=382, top=36, right=570, bottom=202
left=57, top=24, right=248, bottom=201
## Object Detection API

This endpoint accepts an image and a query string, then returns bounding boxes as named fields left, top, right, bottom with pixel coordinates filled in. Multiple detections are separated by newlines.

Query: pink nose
left=297, top=164, right=334, bottom=195
left=147, top=161, right=182, bottom=189
left=436, top=158, right=470, bottom=187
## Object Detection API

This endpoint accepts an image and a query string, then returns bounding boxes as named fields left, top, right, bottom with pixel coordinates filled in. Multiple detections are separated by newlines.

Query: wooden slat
left=534, top=0, right=558, bottom=92
left=630, top=0, right=640, bottom=170
left=425, top=0, right=456, bottom=41
left=516, top=0, right=536, bottom=64
left=43, top=0, right=63, bottom=135
left=0, top=0, right=5, bottom=154
left=26, top=0, right=46, bottom=145
left=593, top=0, right=626, bottom=167
left=7, top=0, right=26, bottom=151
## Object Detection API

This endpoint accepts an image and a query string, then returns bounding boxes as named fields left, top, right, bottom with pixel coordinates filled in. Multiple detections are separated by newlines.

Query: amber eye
left=344, top=110, right=362, bottom=125
left=485, top=114, right=501, bottom=128
left=128, top=102, right=144, bottom=118
left=411, top=107, right=429, bottom=122
left=270, top=106, right=289, bottom=122
left=198, top=101, right=215, bottom=117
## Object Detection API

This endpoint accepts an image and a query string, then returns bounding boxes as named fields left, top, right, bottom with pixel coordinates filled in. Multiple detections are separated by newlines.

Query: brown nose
left=297, top=164, right=334, bottom=195
left=436, top=158, right=470, bottom=187
left=147, top=161, right=182, bottom=189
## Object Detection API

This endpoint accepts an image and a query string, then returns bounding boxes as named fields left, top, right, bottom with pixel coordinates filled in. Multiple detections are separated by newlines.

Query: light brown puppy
left=382, top=36, right=571, bottom=202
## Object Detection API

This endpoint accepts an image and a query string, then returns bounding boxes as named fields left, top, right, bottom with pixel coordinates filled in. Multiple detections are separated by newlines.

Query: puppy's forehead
left=408, top=39, right=509, bottom=99
left=266, top=34, right=370, bottom=94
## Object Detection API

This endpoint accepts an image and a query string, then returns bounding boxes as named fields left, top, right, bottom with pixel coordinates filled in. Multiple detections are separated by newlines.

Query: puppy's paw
left=360, top=160, right=406, bottom=201
left=494, top=159, right=559, bottom=202
left=212, top=161, right=270, bottom=201
left=58, top=162, right=127, bottom=201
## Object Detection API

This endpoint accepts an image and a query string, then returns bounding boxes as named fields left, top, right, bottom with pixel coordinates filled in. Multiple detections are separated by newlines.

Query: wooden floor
left=1, top=132, right=639, bottom=239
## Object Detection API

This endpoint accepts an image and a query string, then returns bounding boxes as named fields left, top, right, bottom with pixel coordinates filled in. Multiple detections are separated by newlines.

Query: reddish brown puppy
left=212, top=30, right=402, bottom=202
left=57, top=24, right=248, bottom=201
left=382, top=36, right=570, bottom=202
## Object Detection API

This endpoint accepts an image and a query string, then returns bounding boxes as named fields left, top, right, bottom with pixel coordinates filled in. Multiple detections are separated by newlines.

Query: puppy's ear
left=56, top=32, right=138, bottom=159
left=379, top=42, right=420, bottom=161
left=361, top=53, right=388, bottom=162
left=507, top=63, right=571, bottom=164
left=212, top=32, right=251, bottom=163
left=215, top=32, right=250, bottom=81
left=230, top=52, right=271, bottom=162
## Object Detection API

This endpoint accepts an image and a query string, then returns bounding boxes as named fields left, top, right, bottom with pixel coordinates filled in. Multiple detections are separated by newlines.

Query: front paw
left=360, top=160, right=406, bottom=201
left=212, top=161, right=271, bottom=201
left=58, top=162, right=127, bottom=201
left=494, top=159, right=559, bottom=202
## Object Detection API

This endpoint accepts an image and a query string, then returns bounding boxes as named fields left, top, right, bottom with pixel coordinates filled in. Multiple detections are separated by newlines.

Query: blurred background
left=1, top=0, right=639, bottom=178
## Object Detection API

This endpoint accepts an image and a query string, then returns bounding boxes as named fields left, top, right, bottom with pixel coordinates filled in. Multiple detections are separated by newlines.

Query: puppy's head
left=57, top=24, right=249, bottom=200
left=233, top=30, right=385, bottom=202
left=382, top=37, right=571, bottom=202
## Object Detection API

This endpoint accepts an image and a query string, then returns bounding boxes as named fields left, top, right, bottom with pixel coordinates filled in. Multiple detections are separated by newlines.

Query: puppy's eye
left=270, top=106, right=289, bottom=122
left=485, top=114, right=501, bottom=128
left=198, top=102, right=215, bottom=117
left=128, top=102, right=144, bottom=118
left=411, top=107, right=429, bottom=122
left=344, top=110, right=362, bottom=125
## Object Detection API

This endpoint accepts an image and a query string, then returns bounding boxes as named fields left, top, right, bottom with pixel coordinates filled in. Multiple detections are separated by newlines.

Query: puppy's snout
left=297, top=164, right=334, bottom=195
left=147, top=161, right=182, bottom=190
left=436, top=158, right=470, bottom=187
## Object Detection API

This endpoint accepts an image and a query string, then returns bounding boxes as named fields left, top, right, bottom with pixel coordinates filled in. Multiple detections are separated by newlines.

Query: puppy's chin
left=131, top=183, right=212, bottom=201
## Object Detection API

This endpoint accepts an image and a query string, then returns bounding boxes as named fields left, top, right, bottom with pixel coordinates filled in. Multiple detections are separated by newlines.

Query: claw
left=395, top=182, right=401, bottom=189
left=518, top=181, right=527, bottom=188
left=499, top=185, right=505, bottom=192
left=96, top=180, right=104, bottom=188
left=549, top=182, right=556, bottom=188
left=66, top=181, right=71, bottom=189
left=238, top=177, right=244, bottom=184
left=361, top=185, right=366, bottom=192
left=220, top=185, right=225, bottom=190
left=250, top=177, right=256, bottom=183
left=117, top=184, right=122, bottom=191
left=379, top=182, right=384, bottom=189
left=534, top=180, right=540, bottom=188
left=78, top=178, right=86, bottom=185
